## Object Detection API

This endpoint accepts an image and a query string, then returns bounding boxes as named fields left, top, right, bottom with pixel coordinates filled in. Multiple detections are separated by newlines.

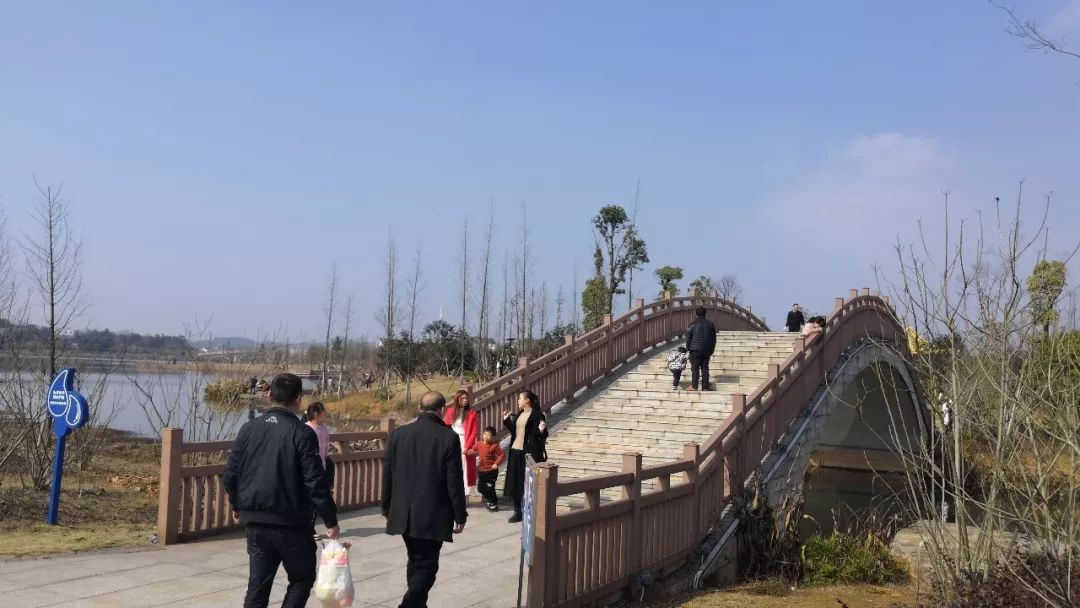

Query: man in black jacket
left=785, top=303, right=805, bottom=332
left=685, top=307, right=717, bottom=391
left=225, top=373, right=339, bottom=608
left=382, top=391, right=467, bottom=608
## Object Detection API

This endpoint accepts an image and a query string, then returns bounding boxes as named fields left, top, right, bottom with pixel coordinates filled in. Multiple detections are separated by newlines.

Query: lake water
left=2, top=371, right=261, bottom=440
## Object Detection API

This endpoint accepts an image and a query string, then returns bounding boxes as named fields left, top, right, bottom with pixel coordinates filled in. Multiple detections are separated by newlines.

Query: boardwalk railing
left=469, top=293, right=768, bottom=440
left=527, top=291, right=906, bottom=608
left=156, top=420, right=394, bottom=544
left=155, top=293, right=763, bottom=545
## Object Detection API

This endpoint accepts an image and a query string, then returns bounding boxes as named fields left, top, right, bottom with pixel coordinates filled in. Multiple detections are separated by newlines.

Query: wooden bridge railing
left=155, top=292, right=762, bottom=545
left=469, top=293, right=769, bottom=440
left=527, top=292, right=906, bottom=608
left=156, top=419, right=394, bottom=544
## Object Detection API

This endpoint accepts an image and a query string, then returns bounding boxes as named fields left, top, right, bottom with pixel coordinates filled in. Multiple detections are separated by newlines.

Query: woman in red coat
left=444, top=389, right=479, bottom=497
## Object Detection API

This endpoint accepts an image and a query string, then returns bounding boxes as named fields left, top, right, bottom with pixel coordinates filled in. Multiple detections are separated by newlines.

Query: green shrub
left=801, top=532, right=909, bottom=586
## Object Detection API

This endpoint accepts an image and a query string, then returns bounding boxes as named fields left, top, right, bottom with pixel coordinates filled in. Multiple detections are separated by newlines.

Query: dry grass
left=0, top=429, right=159, bottom=557
left=308, top=374, right=464, bottom=421
left=0, top=522, right=153, bottom=558
left=651, top=581, right=920, bottom=607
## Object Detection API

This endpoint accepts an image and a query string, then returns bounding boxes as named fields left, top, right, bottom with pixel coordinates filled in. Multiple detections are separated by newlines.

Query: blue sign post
left=516, top=455, right=538, bottom=608
left=45, top=368, right=89, bottom=525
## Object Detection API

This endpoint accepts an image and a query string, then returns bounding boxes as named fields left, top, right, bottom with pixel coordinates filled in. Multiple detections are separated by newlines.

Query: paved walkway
left=1, top=506, right=523, bottom=608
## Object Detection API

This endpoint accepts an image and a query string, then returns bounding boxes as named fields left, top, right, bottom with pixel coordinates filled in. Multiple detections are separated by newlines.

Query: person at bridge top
left=443, top=389, right=479, bottom=498
left=800, top=315, right=826, bottom=340
left=503, top=389, right=548, bottom=523
left=685, top=307, right=717, bottom=391
left=224, top=372, right=339, bottom=608
left=785, top=303, right=805, bottom=332
left=382, top=391, right=467, bottom=608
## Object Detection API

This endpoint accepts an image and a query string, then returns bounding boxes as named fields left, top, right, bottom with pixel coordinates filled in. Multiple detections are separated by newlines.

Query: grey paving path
left=0, top=505, right=523, bottom=608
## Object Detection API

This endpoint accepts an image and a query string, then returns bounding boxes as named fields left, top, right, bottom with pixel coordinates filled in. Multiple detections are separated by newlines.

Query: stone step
left=601, top=387, right=736, bottom=400
left=586, top=404, right=730, bottom=417
left=591, top=395, right=734, bottom=408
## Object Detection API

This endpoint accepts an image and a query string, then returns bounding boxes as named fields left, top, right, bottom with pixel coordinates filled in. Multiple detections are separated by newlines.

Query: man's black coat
left=685, top=316, right=717, bottom=355
left=786, top=310, right=805, bottom=332
left=381, top=411, right=468, bottom=542
left=224, top=405, right=338, bottom=529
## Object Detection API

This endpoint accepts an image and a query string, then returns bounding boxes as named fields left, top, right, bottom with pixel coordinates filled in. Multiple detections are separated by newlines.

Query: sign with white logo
left=45, top=368, right=90, bottom=525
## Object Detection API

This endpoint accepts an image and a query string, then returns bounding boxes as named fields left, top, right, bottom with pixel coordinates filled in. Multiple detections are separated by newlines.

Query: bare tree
left=717, top=274, right=744, bottom=302
left=993, top=1, right=1080, bottom=61
left=880, top=187, right=1080, bottom=605
left=377, top=229, right=398, bottom=401
left=403, top=242, right=424, bottom=405
left=500, top=252, right=509, bottom=355
left=475, top=203, right=495, bottom=377
left=458, top=216, right=469, bottom=380
left=572, top=261, right=579, bottom=329
left=320, top=263, right=338, bottom=393
left=516, top=201, right=533, bottom=349
left=339, top=295, right=353, bottom=395
left=626, top=180, right=643, bottom=310
left=555, top=285, right=565, bottom=329
left=22, top=181, right=86, bottom=378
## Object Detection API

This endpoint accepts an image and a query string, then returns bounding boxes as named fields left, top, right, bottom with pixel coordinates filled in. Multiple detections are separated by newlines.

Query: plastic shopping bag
left=314, top=539, right=354, bottom=607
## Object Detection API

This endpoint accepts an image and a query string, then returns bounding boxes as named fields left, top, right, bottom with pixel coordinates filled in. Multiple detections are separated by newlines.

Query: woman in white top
left=442, top=389, right=479, bottom=497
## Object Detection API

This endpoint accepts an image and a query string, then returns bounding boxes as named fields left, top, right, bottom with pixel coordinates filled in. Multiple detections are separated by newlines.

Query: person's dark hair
left=305, top=401, right=326, bottom=422
left=482, top=426, right=497, bottom=436
left=520, top=390, right=539, bottom=409
left=419, top=391, right=446, bottom=413
left=678, top=346, right=688, bottom=353
left=269, top=373, right=303, bottom=406
left=695, top=307, right=707, bottom=318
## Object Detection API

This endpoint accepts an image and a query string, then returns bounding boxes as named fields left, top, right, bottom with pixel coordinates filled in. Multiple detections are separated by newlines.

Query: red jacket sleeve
left=494, top=444, right=506, bottom=467
left=463, top=410, right=479, bottom=451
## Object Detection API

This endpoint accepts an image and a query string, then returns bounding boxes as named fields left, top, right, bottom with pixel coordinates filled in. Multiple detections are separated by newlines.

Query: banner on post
left=521, top=454, right=538, bottom=566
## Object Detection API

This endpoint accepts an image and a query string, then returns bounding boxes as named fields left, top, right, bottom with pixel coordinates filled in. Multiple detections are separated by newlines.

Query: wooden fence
left=469, top=294, right=768, bottom=440
left=156, top=419, right=394, bottom=544
left=155, top=292, right=763, bottom=545
left=527, top=291, right=906, bottom=608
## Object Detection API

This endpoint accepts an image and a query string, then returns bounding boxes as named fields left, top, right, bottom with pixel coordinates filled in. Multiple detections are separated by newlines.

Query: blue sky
left=1, top=1, right=1078, bottom=340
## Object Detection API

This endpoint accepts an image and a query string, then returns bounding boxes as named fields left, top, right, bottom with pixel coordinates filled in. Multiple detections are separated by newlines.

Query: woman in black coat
left=502, top=389, right=548, bottom=523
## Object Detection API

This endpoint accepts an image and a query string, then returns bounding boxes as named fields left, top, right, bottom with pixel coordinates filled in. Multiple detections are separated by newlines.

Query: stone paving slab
left=0, top=505, right=524, bottom=608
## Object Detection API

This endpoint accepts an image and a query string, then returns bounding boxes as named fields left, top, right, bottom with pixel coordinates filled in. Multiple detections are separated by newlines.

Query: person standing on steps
left=224, top=373, right=339, bottom=608
left=503, top=390, right=548, bottom=523
left=785, top=303, right=805, bottom=333
left=382, top=391, right=467, bottom=608
left=443, top=389, right=479, bottom=499
left=685, top=307, right=717, bottom=392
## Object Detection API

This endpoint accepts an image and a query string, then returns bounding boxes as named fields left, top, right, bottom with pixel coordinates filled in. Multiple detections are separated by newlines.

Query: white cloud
left=733, top=132, right=953, bottom=318
left=1046, top=0, right=1080, bottom=38
left=757, top=132, right=952, bottom=234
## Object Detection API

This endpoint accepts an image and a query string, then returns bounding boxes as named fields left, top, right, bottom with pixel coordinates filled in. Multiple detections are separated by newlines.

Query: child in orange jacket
left=475, top=426, right=506, bottom=511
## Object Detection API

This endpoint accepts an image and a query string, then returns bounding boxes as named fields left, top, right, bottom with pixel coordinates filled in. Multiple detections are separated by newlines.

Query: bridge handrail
left=466, top=293, right=768, bottom=441
left=155, top=420, right=396, bottom=545
left=526, top=291, right=906, bottom=608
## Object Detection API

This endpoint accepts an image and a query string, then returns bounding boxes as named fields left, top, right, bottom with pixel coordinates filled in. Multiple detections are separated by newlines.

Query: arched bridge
left=152, top=290, right=923, bottom=608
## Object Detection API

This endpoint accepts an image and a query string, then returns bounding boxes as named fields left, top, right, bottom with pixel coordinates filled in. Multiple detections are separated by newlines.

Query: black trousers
left=478, top=469, right=499, bottom=505
left=671, top=369, right=683, bottom=388
left=244, top=523, right=316, bottom=608
left=401, top=536, right=444, bottom=608
left=690, top=352, right=711, bottom=390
